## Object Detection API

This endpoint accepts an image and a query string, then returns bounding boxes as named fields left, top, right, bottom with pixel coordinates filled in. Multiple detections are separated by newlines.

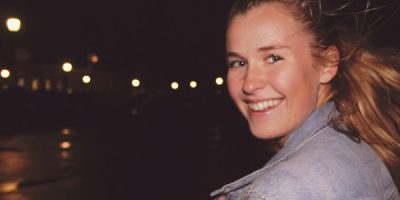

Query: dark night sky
left=1, top=0, right=400, bottom=83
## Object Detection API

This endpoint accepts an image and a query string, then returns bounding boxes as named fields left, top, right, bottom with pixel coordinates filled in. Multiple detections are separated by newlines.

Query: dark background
left=1, top=0, right=400, bottom=81
left=0, top=0, right=399, bottom=199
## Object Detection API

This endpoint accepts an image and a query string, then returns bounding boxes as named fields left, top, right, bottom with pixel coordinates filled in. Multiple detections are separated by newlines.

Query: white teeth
left=248, top=99, right=282, bottom=111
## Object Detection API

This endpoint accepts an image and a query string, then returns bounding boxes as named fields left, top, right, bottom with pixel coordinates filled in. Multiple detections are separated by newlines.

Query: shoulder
left=247, top=127, right=386, bottom=200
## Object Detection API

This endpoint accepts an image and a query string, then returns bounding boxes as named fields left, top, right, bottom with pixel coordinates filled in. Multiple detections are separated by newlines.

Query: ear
left=319, top=45, right=339, bottom=84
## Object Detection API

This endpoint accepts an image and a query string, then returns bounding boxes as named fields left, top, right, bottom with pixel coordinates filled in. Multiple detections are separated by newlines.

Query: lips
left=247, top=98, right=283, bottom=111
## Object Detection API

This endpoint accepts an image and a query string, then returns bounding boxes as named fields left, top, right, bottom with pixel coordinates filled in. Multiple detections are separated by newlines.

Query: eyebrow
left=226, top=45, right=290, bottom=59
left=258, top=45, right=290, bottom=52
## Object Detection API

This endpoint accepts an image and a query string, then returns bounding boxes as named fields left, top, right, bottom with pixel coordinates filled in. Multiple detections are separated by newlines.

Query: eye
left=266, top=54, right=283, bottom=64
left=228, top=60, right=248, bottom=69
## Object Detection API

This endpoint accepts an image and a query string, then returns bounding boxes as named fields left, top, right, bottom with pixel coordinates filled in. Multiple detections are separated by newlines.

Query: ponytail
left=331, top=47, right=400, bottom=189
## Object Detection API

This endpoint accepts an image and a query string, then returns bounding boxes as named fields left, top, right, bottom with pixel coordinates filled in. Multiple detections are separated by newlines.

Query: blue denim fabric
left=211, top=102, right=400, bottom=200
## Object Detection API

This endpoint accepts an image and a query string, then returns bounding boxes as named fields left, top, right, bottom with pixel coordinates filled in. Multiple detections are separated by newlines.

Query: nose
left=242, top=66, right=266, bottom=95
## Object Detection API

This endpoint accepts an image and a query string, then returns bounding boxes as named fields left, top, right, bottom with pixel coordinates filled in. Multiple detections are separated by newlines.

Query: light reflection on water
left=0, top=180, right=21, bottom=193
left=59, top=141, right=72, bottom=150
left=0, top=193, right=31, bottom=200
left=0, top=152, right=30, bottom=179
left=0, top=128, right=81, bottom=199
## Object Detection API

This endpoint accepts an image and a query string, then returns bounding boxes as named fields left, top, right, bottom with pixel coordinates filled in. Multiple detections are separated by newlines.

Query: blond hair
left=330, top=46, right=400, bottom=187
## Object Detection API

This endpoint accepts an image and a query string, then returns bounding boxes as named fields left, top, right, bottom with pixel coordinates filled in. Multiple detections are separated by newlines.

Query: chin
left=249, top=126, right=282, bottom=140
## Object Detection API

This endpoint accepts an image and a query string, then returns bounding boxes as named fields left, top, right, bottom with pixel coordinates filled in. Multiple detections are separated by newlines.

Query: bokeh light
left=131, top=79, right=140, bottom=87
left=60, top=142, right=72, bottom=149
left=62, top=62, right=73, bottom=72
left=82, top=75, right=91, bottom=84
left=88, top=53, right=99, bottom=64
left=6, top=17, right=21, bottom=32
left=215, top=77, right=224, bottom=85
left=189, top=81, right=197, bottom=88
left=171, top=82, right=179, bottom=90
left=62, top=128, right=71, bottom=135
left=0, top=69, right=10, bottom=78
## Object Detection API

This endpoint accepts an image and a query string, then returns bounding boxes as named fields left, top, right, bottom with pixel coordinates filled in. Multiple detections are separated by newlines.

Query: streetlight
left=131, top=79, right=140, bottom=87
left=6, top=17, right=21, bottom=32
left=82, top=75, right=91, bottom=84
left=0, top=69, right=10, bottom=79
left=62, top=62, right=73, bottom=72
left=171, top=81, right=179, bottom=90
left=189, top=81, right=197, bottom=88
left=215, top=77, right=224, bottom=85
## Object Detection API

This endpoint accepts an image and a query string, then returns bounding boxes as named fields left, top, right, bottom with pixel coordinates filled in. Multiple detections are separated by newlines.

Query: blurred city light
left=60, top=142, right=72, bottom=149
left=62, top=62, right=73, bottom=72
left=6, top=17, right=21, bottom=32
left=131, top=79, right=140, bottom=87
left=88, top=53, right=99, bottom=64
left=17, top=78, right=25, bottom=87
left=171, top=82, right=179, bottom=90
left=45, top=79, right=51, bottom=91
left=0, top=69, right=10, bottom=78
left=62, top=128, right=71, bottom=135
left=60, top=150, right=71, bottom=159
left=189, top=81, right=197, bottom=88
left=216, top=77, right=224, bottom=85
left=82, top=75, right=91, bottom=84
left=32, top=79, right=39, bottom=91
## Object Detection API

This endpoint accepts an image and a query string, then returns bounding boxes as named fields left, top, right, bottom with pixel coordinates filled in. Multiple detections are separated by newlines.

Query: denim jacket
left=211, top=102, right=400, bottom=200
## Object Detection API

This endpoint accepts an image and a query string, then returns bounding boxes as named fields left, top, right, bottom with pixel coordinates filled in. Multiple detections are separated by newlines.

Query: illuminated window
left=45, top=79, right=51, bottom=91
left=17, top=78, right=25, bottom=87
left=32, top=78, right=39, bottom=91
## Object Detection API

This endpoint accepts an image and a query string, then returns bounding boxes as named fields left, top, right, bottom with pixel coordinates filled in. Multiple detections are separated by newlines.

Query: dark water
left=0, top=90, right=274, bottom=200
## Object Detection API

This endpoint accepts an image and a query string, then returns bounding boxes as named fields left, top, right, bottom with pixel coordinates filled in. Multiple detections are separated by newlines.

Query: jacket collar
left=210, top=102, right=339, bottom=197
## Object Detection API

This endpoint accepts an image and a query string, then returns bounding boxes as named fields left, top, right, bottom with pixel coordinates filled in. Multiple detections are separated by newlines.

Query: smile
left=248, top=99, right=283, bottom=111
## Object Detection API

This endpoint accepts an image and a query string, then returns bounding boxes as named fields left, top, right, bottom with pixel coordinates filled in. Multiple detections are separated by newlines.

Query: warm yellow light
left=82, top=75, right=91, bottom=84
left=45, top=79, right=52, bottom=91
left=60, top=150, right=71, bottom=159
left=62, top=62, right=73, bottom=72
left=6, top=18, right=21, bottom=32
left=88, top=53, right=99, bottom=64
left=131, top=79, right=140, bottom=87
left=171, top=82, right=179, bottom=90
left=216, top=77, right=224, bottom=85
left=17, top=78, right=25, bottom=87
left=32, top=79, right=39, bottom=91
left=60, top=142, right=72, bottom=149
left=0, top=181, right=19, bottom=193
left=0, top=69, right=10, bottom=78
left=190, top=81, right=197, bottom=88
left=62, top=128, right=71, bottom=135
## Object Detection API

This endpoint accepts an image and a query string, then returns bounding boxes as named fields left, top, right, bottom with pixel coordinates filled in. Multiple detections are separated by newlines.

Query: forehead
left=227, top=3, right=310, bottom=49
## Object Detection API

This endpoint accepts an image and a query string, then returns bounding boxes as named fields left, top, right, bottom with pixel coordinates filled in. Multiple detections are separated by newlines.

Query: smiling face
left=226, top=3, right=335, bottom=141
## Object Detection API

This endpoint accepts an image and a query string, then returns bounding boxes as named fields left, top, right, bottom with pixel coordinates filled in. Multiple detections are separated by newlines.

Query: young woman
left=211, top=0, right=400, bottom=199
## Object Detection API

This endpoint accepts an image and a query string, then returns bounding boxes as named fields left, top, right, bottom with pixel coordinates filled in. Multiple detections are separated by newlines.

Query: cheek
left=272, top=67, right=319, bottom=99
